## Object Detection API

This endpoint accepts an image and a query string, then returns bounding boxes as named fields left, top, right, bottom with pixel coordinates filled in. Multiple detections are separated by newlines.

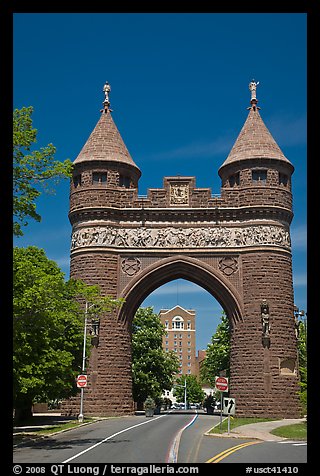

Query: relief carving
left=219, top=257, right=238, bottom=276
left=121, top=257, right=141, bottom=276
left=170, top=184, right=189, bottom=205
left=71, top=224, right=291, bottom=251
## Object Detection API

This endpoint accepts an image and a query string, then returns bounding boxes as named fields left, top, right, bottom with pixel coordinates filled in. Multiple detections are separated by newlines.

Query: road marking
left=206, top=440, right=262, bottom=463
left=293, top=442, right=307, bottom=446
left=166, top=412, right=198, bottom=463
left=62, top=414, right=167, bottom=463
left=279, top=440, right=299, bottom=444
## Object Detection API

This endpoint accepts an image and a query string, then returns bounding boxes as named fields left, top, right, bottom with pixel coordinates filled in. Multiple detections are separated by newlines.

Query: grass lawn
left=271, top=422, right=307, bottom=440
left=209, top=417, right=277, bottom=434
left=13, top=418, right=94, bottom=446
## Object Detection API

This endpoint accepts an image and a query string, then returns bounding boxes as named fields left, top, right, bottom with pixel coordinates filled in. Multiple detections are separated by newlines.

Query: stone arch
left=118, top=255, right=244, bottom=328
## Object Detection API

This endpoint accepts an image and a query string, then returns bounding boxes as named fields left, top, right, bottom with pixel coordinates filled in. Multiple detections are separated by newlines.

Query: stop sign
left=77, top=374, right=88, bottom=388
left=215, top=376, right=228, bottom=392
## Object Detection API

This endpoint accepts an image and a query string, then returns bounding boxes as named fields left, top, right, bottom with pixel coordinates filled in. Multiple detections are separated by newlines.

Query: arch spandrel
left=117, top=254, right=244, bottom=328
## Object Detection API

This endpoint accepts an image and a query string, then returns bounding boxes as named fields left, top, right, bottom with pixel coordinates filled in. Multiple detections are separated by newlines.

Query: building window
left=229, top=173, right=240, bottom=187
left=252, top=170, right=267, bottom=184
left=165, top=321, right=169, bottom=329
left=187, top=321, right=191, bottom=329
left=279, top=173, right=289, bottom=186
left=119, top=175, right=131, bottom=188
left=92, top=172, right=107, bottom=184
left=73, top=174, right=82, bottom=188
left=172, top=316, right=184, bottom=330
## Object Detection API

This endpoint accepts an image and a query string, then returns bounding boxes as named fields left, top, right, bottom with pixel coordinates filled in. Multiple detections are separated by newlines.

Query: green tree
left=200, top=311, right=231, bottom=387
left=132, top=307, right=179, bottom=410
left=173, top=375, right=205, bottom=405
left=13, top=106, right=73, bottom=236
left=13, top=246, right=121, bottom=421
left=297, top=321, right=307, bottom=415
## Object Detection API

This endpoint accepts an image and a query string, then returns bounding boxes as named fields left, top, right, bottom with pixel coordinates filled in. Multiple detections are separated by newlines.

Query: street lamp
left=78, top=301, right=96, bottom=423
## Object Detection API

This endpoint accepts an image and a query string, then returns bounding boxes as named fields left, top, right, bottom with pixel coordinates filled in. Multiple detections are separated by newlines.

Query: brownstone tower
left=66, top=81, right=300, bottom=418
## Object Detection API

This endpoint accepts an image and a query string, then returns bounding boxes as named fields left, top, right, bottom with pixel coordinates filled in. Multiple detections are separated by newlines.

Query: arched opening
left=118, top=255, right=243, bottom=412
left=118, top=255, right=243, bottom=328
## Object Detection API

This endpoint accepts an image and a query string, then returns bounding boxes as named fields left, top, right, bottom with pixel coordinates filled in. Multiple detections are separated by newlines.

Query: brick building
left=63, top=80, right=301, bottom=418
left=159, top=306, right=196, bottom=376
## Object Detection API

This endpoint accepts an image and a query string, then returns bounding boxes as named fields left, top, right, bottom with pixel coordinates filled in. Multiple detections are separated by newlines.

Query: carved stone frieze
left=71, top=224, right=291, bottom=251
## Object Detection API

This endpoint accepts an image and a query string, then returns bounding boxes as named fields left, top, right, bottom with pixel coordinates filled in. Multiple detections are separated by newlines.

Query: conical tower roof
left=74, top=83, right=141, bottom=174
left=219, top=81, right=294, bottom=174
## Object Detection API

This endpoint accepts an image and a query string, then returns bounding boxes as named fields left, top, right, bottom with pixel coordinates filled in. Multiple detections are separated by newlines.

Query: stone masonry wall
left=230, top=249, right=300, bottom=418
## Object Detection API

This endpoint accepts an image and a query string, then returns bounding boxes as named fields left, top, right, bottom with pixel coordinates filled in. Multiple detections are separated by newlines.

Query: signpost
left=77, top=374, right=88, bottom=388
left=223, top=397, right=236, bottom=434
left=215, top=376, right=229, bottom=392
left=215, top=376, right=229, bottom=429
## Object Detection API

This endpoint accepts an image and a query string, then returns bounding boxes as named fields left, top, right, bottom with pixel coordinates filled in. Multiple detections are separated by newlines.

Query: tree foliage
left=131, top=307, right=179, bottom=408
left=13, top=246, right=121, bottom=420
left=297, top=321, right=307, bottom=415
left=13, top=106, right=73, bottom=236
left=173, top=375, right=205, bottom=405
left=200, top=311, right=231, bottom=387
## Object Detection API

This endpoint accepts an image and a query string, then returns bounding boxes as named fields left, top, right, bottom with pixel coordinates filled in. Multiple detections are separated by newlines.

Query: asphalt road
left=13, top=411, right=307, bottom=464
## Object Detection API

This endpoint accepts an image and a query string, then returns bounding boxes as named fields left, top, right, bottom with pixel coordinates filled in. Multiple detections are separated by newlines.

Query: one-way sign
left=223, top=397, right=236, bottom=415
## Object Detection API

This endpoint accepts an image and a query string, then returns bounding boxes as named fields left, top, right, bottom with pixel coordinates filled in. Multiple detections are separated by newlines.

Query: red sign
left=77, top=374, right=88, bottom=388
left=215, top=376, right=228, bottom=392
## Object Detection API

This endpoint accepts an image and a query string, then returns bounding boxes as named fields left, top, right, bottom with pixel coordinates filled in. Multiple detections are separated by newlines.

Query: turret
left=69, top=82, right=141, bottom=224
left=218, top=81, right=294, bottom=218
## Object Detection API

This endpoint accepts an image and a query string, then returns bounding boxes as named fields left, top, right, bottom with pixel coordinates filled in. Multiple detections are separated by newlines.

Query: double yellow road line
left=206, top=440, right=262, bottom=463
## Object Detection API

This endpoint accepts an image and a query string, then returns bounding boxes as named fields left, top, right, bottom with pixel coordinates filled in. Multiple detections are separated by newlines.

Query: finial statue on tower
left=249, top=79, right=259, bottom=101
left=103, top=81, right=111, bottom=108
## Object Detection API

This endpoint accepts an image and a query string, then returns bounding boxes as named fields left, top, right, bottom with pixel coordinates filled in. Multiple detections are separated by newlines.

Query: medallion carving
left=219, top=257, right=238, bottom=276
left=121, top=257, right=141, bottom=276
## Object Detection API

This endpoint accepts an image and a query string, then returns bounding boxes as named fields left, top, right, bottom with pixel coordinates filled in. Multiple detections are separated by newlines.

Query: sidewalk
left=209, top=418, right=306, bottom=441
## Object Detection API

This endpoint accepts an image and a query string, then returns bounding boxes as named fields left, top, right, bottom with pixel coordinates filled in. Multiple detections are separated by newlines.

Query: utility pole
left=78, top=301, right=96, bottom=423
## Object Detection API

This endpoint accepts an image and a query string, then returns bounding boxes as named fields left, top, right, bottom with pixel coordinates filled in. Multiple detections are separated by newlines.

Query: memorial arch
left=64, top=82, right=301, bottom=418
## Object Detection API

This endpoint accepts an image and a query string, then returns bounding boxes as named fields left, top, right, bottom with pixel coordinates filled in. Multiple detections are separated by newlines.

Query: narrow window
left=229, top=172, right=240, bottom=187
left=73, top=174, right=82, bottom=188
left=279, top=173, right=289, bottom=186
left=92, top=172, right=107, bottom=184
left=252, top=170, right=267, bottom=184
left=119, top=175, right=131, bottom=188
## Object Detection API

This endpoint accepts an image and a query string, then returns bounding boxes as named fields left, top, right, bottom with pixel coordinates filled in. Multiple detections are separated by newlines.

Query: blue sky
left=13, top=13, right=307, bottom=351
